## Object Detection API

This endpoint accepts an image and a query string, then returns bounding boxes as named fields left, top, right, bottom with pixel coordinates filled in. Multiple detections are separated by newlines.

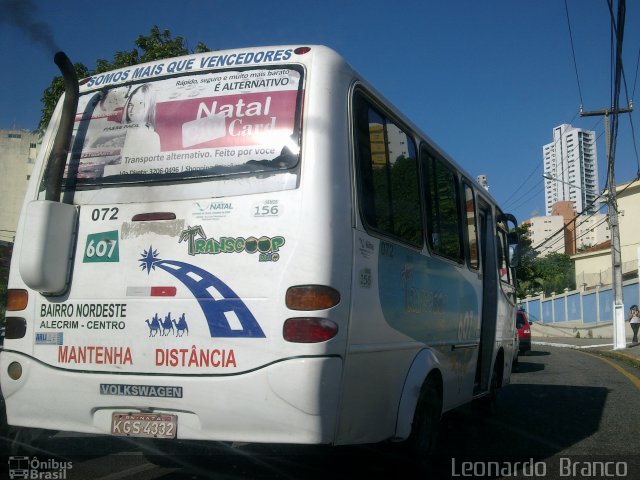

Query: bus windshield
left=63, top=66, right=303, bottom=188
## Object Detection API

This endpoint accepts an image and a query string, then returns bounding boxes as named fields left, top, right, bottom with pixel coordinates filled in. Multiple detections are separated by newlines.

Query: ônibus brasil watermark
left=451, top=457, right=630, bottom=478
left=8, top=456, right=73, bottom=480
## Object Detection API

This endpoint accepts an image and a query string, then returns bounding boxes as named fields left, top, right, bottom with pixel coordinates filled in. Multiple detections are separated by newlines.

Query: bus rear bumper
left=0, top=351, right=342, bottom=444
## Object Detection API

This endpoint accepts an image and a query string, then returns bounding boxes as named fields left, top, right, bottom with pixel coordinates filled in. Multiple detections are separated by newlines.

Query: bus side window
left=422, top=150, right=463, bottom=262
left=497, top=227, right=516, bottom=291
left=463, top=182, right=479, bottom=269
left=353, top=91, right=422, bottom=247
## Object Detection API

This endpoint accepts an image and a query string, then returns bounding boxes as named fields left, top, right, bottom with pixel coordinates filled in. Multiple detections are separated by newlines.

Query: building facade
left=550, top=200, right=576, bottom=255
left=572, top=178, right=639, bottom=290
left=523, top=215, right=566, bottom=257
left=543, top=124, right=599, bottom=216
left=0, top=129, right=38, bottom=244
left=575, top=212, right=610, bottom=251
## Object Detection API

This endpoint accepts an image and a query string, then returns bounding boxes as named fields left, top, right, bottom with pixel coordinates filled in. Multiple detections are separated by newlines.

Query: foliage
left=39, top=62, right=89, bottom=134
left=514, top=224, right=576, bottom=298
left=38, top=26, right=210, bottom=133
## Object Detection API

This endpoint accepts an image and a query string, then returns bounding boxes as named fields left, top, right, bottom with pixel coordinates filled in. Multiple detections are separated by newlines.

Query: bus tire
left=404, top=376, right=442, bottom=471
left=476, top=358, right=502, bottom=416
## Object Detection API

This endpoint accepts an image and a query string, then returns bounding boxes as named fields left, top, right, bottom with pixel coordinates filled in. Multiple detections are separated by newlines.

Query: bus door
left=474, top=201, right=498, bottom=394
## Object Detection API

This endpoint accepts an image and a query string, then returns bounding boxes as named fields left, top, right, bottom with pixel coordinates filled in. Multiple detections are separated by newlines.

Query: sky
left=0, top=0, right=638, bottom=225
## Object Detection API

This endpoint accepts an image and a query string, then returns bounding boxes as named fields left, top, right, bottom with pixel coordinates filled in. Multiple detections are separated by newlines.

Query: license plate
left=111, top=412, right=177, bottom=439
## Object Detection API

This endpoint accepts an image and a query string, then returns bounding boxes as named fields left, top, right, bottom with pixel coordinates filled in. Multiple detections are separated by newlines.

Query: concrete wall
left=520, top=278, right=639, bottom=339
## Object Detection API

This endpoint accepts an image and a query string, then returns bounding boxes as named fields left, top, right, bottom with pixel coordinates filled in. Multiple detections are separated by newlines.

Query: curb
left=587, top=349, right=640, bottom=369
left=532, top=341, right=640, bottom=369
left=532, top=341, right=613, bottom=349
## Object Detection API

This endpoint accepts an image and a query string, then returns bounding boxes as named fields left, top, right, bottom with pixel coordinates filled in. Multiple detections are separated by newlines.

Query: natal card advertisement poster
left=68, top=68, right=301, bottom=181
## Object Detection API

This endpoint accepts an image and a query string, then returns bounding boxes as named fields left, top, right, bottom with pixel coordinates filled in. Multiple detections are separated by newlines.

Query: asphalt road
left=2, top=346, right=640, bottom=479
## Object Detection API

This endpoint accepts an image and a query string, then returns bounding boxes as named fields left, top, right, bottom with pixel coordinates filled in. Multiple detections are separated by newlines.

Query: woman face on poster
left=123, top=84, right=156, bottom=127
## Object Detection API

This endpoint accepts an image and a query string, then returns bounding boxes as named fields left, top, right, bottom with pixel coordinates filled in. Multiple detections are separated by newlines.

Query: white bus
left=1, top=45, right=518, bottom=464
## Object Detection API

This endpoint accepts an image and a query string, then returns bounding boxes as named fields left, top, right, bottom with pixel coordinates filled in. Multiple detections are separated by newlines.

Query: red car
left=516, top=310, right=531, bottom=354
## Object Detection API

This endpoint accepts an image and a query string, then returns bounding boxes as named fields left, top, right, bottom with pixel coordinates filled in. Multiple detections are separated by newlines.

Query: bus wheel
left=476, top=361, right=501, bottom=416
left=405, top=377, right=442, bottom=471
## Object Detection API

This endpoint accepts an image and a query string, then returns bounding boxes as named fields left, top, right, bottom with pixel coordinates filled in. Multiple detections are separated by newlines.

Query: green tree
left=38, top=26, right=209, bottom=133
left=514, top=225, right=539, bottom=299
left=514, top=223, right=576, bottom=298
left=534, top=252, right=576, bottom=295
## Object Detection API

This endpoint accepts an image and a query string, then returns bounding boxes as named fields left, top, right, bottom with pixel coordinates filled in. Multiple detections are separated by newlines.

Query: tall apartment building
left=542, top=124, right=599, bottom=216
left=0, top=129, right=38, bottom=244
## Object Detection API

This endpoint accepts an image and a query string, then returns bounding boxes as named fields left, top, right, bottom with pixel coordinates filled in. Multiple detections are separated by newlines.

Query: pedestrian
left=626, top=304, right=640, bottom=345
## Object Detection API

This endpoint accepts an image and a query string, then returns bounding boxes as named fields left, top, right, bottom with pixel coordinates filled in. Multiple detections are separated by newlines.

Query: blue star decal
left=139, top=246, right=161, bottom=274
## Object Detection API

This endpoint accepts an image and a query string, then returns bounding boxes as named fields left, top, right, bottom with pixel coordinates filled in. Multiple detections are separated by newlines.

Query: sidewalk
left=531, top=334, right=640, bottom=366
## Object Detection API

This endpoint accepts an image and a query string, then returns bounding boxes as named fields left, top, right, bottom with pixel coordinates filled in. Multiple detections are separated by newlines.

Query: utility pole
left=580, top=102, right=633, bottom=349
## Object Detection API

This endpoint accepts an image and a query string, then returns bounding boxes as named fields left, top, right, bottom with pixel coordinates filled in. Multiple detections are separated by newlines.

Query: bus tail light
left=5, top=318, right=27, bottom=339
left=6, top=289, right=28, bottom=311
left=283, top=318, right=338, bottom=343
left=285, top=285, right=340, bottom=311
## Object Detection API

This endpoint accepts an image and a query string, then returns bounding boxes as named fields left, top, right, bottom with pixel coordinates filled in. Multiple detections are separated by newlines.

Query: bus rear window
left=64, top=67, right=303, bottom=188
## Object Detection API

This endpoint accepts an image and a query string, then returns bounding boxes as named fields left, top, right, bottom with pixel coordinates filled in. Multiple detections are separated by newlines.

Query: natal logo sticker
left=179, top=225, right=284, bottom=262
left=139, top=247, right=265, bottom=338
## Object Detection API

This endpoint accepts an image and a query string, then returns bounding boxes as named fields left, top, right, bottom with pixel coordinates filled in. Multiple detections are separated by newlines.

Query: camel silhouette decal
left=144, top=312, right=189, bottom=337
left=145, top=313, right=162, bottom=337
left=161, top=313, right=175, bottom=336
left=173, top=313, right=189, bottom=336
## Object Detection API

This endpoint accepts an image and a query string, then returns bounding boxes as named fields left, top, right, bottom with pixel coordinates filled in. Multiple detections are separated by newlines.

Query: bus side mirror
left=19, top=201, right=78, bottom=295
left=507, top=232, right=520, bottom=268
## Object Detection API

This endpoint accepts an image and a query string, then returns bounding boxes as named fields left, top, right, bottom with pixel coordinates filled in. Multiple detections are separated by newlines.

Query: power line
left=564, top=0, right=584, bottom=106
left=632, top=46, right=640, bottom=99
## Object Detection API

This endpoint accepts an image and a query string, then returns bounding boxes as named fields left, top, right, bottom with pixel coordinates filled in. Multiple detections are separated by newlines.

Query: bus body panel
left=0, top=351, right=342, bottom=443
left=335, top=230, right=484, bottom=444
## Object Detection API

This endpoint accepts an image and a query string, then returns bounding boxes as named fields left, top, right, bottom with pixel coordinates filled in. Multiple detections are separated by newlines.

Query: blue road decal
left=139, top=247, right=265, bottom=338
